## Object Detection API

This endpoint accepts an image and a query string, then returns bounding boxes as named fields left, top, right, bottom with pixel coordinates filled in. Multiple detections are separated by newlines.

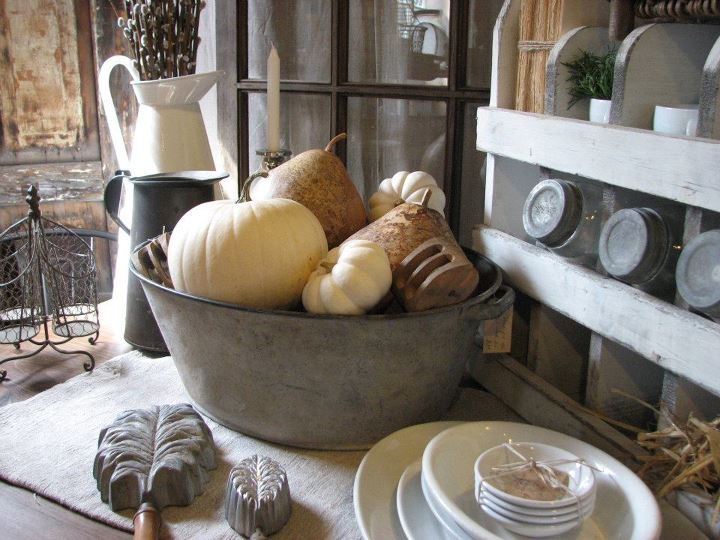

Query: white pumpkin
left=302, top=239, right=391, bottom=315
left=367, top=170, right=446, bottom=221
left=168, top=198, right=328, bottom=310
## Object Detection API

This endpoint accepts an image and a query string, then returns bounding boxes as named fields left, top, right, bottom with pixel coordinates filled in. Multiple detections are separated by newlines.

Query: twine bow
left=475, top=443, right=599, bottom=519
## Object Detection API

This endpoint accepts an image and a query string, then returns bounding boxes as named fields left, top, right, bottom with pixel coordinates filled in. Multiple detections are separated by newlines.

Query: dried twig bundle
left=117, top=0, right=206, bottom=80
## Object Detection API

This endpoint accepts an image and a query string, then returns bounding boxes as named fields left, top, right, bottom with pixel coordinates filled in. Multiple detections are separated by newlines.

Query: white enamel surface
left=131, top=70, right=225, bottom=105
left=353, top=421, right=462, bottom=540
left=422, top=421, right=661, bottom=540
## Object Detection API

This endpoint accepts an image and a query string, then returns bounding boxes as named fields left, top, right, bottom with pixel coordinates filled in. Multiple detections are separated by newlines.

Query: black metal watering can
left=104, top=170, right=228, bottom=352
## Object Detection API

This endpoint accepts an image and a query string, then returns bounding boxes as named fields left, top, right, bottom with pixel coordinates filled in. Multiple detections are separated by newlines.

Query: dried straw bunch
left=636, top=412, right=720, bottom=523
left=118, top=0, right=206, bottom=80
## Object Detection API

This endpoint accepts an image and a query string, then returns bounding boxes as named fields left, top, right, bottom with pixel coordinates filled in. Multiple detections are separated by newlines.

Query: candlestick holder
left=240, top=149, right=291, bottom=201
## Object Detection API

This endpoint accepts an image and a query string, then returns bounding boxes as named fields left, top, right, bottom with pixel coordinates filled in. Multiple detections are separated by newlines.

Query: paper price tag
left=483, top=307, right=513, bottom=353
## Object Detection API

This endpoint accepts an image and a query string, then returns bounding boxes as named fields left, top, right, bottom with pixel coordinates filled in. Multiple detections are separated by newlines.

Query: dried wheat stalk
left=611, top=389, right=720, bottom=523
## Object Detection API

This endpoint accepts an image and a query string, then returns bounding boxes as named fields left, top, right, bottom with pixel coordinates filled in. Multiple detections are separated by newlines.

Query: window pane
left=248, top=0, right=331, bottom=82
left=348, top=1, right=450, bottom=86
left=346, top=97, right=447, bottom=203
left=247, top=93, right=332, bottom=173
left=458, top=102, right=488, bottom=247
left=466, top=0, right=504, bottom=88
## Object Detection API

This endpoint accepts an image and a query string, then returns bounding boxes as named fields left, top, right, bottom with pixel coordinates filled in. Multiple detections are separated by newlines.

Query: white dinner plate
left=422, top=471, right=472, bottom=539
left=354, top=421, right=463, bottom=540
left=422, top=421, right=661, bottom=540
left=396, top=459, right=454, bottom=540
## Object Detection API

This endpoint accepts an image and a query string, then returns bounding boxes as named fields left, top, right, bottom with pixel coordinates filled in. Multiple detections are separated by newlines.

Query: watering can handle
left=104, top=170, right=131, bottom=234
left=98, top=55, right=140, bottom=171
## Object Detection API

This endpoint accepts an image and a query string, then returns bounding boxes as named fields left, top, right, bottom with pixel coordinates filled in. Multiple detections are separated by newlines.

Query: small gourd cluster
left=167, top=134, right=477, bottom=315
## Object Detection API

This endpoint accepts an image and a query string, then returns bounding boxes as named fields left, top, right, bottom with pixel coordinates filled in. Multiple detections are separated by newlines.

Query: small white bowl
left=474, top=442, right=595, bottom=509
left=478, top=483, right=596, bottom=517
left=480, top=502, right=586, bottom=537
left=478, top=489, right=595, bottom=525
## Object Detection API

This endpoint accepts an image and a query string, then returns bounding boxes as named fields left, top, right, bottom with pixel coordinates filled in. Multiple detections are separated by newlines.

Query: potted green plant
left=563, top=48, right=617, bottom=123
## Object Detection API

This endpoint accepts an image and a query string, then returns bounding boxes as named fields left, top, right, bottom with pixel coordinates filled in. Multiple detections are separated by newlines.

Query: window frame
left=232, top=0, right=491, bottom=234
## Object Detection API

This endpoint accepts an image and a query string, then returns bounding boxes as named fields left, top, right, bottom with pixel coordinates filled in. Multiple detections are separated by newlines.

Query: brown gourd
left=246, top=133, right=366, bottom=249
left=347, top=191, right=479, bottom=311
left=347, top=190, right=456, bottom=272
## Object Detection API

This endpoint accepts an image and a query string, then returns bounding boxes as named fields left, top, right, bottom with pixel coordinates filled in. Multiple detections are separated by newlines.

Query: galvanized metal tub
left=132, top=251, right=513, bottom=450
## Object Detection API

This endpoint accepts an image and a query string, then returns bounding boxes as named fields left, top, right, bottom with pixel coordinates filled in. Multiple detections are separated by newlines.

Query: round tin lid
left=522, top=179, right=583, bottom=247
left=598, top=208, right=669, bottom=283
left=676, top=230, right=720, bottom=313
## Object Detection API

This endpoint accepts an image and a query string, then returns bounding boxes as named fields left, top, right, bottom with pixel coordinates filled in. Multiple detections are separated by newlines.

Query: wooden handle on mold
left=133, top=502, right=160, bottom=540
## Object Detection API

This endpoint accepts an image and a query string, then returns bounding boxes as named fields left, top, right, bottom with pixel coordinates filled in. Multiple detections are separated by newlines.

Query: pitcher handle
left=104, top=170, right=131, bottom=234
left=98, top=55, right=140, bottom=171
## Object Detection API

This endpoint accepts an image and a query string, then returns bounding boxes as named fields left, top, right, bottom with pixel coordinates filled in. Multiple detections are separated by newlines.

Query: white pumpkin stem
left=420, top=188, right=432, bottom=209
left=325, top=133, right=347, bottom=153
left=238, top=171, right=268, bottom=203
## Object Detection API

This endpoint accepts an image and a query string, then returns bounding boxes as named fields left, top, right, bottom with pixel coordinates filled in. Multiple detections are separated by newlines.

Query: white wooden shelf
left=474, top=225, right=720, bottom=397
left=476, top=4, right=719, bottom=535
left=477, top=107, right=720, bottom=213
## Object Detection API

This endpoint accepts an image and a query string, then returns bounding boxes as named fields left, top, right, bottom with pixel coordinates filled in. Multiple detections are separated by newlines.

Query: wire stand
left=0, top=186, right=100, bottom=382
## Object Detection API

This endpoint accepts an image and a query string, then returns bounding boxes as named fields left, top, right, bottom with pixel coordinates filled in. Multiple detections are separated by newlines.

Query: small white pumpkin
left=302, top=239, right=391, bottom=315
left=367, top=170, right=446, bottom=221
left=168, top=198, right=328, bottom=310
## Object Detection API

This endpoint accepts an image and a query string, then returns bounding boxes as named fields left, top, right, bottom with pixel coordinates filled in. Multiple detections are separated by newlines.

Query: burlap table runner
left=0, top=350, right=517, bottom=539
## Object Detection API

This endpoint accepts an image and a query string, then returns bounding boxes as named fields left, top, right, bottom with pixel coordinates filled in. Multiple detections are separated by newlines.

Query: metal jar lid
left=522, top=179, right=583, bottom=247
left=598, top=208, right=669, bottom=283
left=676, top=230, right=720, bottom=316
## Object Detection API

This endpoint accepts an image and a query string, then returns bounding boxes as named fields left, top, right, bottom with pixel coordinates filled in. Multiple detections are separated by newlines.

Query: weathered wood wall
left=0, top=0, right=99, bottom=165
left=0, top=0, right=132, bottom=298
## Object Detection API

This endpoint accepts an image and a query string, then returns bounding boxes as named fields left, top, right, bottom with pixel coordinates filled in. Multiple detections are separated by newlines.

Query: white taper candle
left=267, top=44, right=280, bottom=152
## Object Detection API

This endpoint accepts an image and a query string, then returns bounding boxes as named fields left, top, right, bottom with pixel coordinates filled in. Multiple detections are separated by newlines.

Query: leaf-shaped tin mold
left=93, top=403, right=217, bottom=511
left=225, top=454, right=292, bottom=537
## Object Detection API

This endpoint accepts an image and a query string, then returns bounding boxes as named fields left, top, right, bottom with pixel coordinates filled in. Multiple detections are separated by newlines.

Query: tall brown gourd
left=246, top=133, right=366, bottom=248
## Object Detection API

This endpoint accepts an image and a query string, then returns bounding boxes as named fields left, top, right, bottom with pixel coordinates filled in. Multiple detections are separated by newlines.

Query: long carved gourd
left=347, top=192, right=456, bottom=273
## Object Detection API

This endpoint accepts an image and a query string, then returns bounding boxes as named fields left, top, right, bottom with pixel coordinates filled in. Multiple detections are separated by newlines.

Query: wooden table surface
left=0, top=299, right=133, bottom=539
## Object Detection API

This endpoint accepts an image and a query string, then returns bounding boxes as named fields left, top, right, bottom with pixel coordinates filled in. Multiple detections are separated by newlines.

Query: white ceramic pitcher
left=98, top=55, right=224, bottom=174
left=98, top=55, right=224, bottom=312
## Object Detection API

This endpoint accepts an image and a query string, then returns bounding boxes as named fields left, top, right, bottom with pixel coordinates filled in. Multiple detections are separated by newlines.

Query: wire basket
left=0, top=185, right=100, bottom=381
left=0, top=220, right=42, bottom=344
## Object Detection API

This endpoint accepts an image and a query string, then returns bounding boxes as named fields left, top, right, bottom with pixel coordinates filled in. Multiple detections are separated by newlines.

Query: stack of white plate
left=474, top=442, right=597, bottom=537
left=353, top=421, right=662, bottom=540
